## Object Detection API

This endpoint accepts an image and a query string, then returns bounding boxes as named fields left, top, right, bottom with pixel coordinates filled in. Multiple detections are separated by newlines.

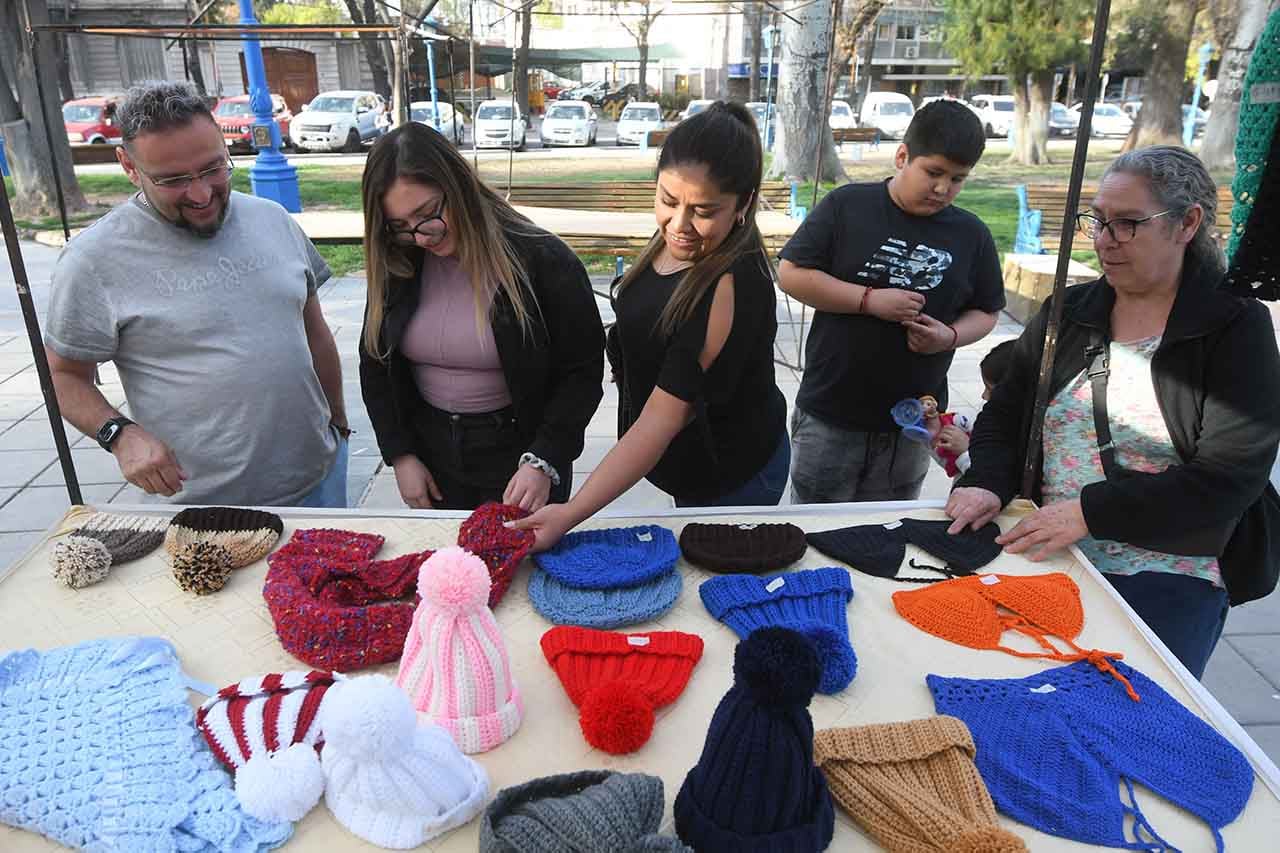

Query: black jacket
left=358, top=226, right=605, bottom=480
left=959, top=256, right=1280, bottom=600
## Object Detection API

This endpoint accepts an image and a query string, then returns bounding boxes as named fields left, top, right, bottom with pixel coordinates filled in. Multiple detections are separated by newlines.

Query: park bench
left=69, top=144, right=121, bottom=165
left=505, top=180, right=793, bottom=215
left=832, top=127, right=881, bottom=147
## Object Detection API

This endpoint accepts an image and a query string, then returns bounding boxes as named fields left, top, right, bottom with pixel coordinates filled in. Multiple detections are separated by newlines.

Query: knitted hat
left=396, top=546, right=522, bottom=753
left=674, top=628, right=835, bottom=853
left=457, top=502, right=534, bottom=607
left=929, top=661, right=1253, bottom=851
left=264, top=528, right=424, bottom=671
left=528, top=564, right=682, bottom=629
left=899, top=518, right=1002, bottom=573
left=534, top=524, right=679, bottom=589
left=165, top=507, right=284, bottom=569
left=320, top=674, right=489, bottom=849
left=541, top=626, right=704, bottom=754
left=50, top=510, right=168, bottom=588
left=480, top=770, right=691, bottom=853
left=699, top=567, right=857, bottom=693
left=813, top=717, right=1027, bottom=852
left=195, top=670, right=340, bottom=823
left=679, top=522, right=808, bottom=574
left=0, top=637, right=292, bottom=851
left=805, top=523, right=907, bottom=578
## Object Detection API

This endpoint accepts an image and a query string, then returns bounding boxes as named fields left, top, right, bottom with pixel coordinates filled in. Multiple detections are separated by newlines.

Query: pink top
left=400, top=253, right=513, bottom=413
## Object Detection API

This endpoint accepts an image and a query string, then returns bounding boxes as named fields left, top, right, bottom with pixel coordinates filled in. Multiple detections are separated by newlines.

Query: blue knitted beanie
left=528, top=565, right=682, bottom=628
left=534, top=525, right=679, bottom=590
left=0, top=636, right=292, bottom=851
left=929, top=660, right=1253, bottom=852
left=674, top=627, right=835, bottom=853
left=699, top=567, right=857, bottom=693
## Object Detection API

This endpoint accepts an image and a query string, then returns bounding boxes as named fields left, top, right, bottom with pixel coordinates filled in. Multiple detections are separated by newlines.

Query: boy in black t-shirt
left=779, top=100, right=1004, bottom=503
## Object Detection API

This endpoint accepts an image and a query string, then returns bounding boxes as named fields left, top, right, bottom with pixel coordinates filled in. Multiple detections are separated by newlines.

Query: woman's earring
left=736, top=213, right=746, bottom=226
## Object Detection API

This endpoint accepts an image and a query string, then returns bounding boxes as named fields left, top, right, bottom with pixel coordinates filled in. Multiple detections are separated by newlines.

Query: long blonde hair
left=614, top=101, right=769, bottom=336
left=361, top=123, right=538, bottom=359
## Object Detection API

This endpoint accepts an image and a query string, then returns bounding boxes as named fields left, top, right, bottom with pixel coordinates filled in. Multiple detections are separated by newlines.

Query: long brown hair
left=361, top=123, right=539, bottom=359
left=614, top=100, right=769, bottom=337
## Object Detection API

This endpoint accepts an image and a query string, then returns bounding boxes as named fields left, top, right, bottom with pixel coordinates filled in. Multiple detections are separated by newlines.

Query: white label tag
left=980, top=575, right=1000, bottom=585
left=765, top=577, right=785, bottom=593
left=884, top=521, right=903, bottom=530
left=636, top=531, right=653, bottom=542
left=627, top=636, right=650, bottom=646
left=1029, top=683, right=1057, bottom=694
left=737, top=523, right=760, bottom=530
left=1252, top=82, right=1280, bottom=104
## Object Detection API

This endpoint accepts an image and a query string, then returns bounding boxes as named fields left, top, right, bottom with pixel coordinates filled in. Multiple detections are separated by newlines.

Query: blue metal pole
left=1184, top=42, right=1212, bottom=148
left=427, top=39, right=441, bottom=130
left=237, top=0, right=301, bottom=211
left=763, top=22, right=777, bottom=152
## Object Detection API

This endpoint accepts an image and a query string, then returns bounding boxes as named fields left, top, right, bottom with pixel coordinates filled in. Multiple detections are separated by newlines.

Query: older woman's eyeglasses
left=386, top=196, right=448, bottom=246
left=1075, top=210, right=1172, bottom=243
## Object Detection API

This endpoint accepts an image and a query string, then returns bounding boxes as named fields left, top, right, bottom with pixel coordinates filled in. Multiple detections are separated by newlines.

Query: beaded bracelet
left=519, top=452, right=561, bottom=486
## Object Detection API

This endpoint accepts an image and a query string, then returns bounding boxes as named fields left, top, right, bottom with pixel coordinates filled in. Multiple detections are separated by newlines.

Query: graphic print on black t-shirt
left=855, top=237, right=954, bottom=291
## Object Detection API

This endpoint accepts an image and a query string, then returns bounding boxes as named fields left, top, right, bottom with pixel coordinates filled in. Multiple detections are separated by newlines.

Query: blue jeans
left=675, top=431, right=791, bottom=508
left=1103, top=571, right=1230, bottom=679
left=297, top=433, right=349, bottom=508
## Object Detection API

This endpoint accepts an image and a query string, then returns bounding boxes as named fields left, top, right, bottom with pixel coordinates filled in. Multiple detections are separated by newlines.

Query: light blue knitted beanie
left=528, top=565, right=683, bottom=629
left=0, top=636, right=292, bottom=851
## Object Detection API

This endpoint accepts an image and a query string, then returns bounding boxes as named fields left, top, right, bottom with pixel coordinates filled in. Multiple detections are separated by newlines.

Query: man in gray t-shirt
left=44, top=82, right=347, bottom=506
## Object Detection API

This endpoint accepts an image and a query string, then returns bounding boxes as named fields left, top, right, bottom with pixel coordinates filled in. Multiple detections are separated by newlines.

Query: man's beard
left=140, top=184, right=230, bottom=238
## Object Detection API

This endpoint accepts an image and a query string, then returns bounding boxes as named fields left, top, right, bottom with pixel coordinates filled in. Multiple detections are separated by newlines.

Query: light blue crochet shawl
left=0, top=636, right=292, bottom=852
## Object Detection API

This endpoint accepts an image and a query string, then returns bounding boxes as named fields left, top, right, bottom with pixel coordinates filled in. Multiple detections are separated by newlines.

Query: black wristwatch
left=95, top=416, right=135, bottom=452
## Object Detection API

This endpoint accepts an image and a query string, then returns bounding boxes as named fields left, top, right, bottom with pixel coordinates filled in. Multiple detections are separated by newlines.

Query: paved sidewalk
left=3, top=238, right=1278, bottom=762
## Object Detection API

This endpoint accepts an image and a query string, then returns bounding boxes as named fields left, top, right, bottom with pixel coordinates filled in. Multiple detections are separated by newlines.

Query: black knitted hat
left=805, top=523, right=907, bottom=578
left=899, top=518, right=1002, bottom=573
left=679, top=522, right=808, bottom=574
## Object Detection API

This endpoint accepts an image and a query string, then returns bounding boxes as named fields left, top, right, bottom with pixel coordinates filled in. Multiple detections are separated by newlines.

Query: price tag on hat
left=765, top=577, right=786, bottom=593
left=627, top=635, right=650, bottom=646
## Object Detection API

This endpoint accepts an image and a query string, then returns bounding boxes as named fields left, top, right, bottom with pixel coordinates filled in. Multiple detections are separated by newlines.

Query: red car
left=542, top=82, right=564, bottom=101
left=62, top=96, right=123, bottom=145
left=214, top=94, right=293, bottom=152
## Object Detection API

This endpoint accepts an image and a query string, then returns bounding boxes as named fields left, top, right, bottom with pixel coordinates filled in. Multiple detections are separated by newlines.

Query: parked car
left=616, top=101, right=663, bottom=146
left=542, top=82, right=565, bottom=101
left=602, top=83, right=655, bottom=111
left=292, top=90, right=382, bottom=152
left=828, top=99, right=856, bottom=130
left=680, top=99, right=715, bottom=121
left=474, top=100, right=528, bottom=150
left=540, top=100, right=597, bottom=147
left=859, top=92, right=915, bottom=139
left=561, top=80, right=610, bottom=105
left=213, top=94, right=292, bottom=152
left=1117, top=100, right=1208, bottom=137
left=410, top=100, right=469, bottom=144
left=1048, top=102, right=1079, bottom=138
left=62, top=96, right=122, bottom=145
left=1070, top=102, right=1133, bottom=138
left=969, top=94, right=1016, bottom=137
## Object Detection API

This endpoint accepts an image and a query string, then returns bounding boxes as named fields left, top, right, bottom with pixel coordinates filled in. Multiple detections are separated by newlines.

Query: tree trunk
left=1, top=0, right=87, bottom=219
left=515, top=4, right=532, bottom=115
left=747, top=6, right=762, bottom=102
left=390, top=27, right=406, bottom=124
left=1026, top=69, right=1053, bottom=164
left=1202, top=0, right=1278, bottom=170
left=183, top=1, right=209, bottom=95
left=344, top=0, right=393, bottom=99
left=767, top=0, right=847, bottom=184
left=637, top=15, right=651, bottom=96
left=1122, top=0, right=1199, bottom=151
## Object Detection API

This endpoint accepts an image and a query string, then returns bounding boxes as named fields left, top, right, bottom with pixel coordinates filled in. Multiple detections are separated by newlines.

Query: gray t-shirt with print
left=44, top=191, right=338, bottom=506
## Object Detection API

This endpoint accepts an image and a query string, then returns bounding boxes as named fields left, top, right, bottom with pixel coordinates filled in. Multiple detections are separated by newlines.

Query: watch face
left=98, top=422, right=121, bottom=445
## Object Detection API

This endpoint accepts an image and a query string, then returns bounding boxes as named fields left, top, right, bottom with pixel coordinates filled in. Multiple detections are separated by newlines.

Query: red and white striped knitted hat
left=196, top=670, right=342, bottom=823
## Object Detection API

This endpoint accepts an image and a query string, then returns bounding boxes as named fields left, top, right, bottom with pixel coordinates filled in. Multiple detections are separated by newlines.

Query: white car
left=828, top=100, right=856, bottom=130
left=1071, top=102, right=1133, bottom=138
left=541, top=100, right=597, bottom=147
left=292, top=90, right=382, bottom=153
left=616, top=102, right=663, bottom=146
left=969, top=94, right=1016, bottom=137
left=681, top=100, right=715, bottom=121
left=859, top=92, right=915, bottom=139
left=473, top=100, right=528, bottom=150
left=410, top=100, right=469, bottom=144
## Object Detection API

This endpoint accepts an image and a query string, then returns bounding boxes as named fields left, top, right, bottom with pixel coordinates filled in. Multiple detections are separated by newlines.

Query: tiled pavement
left=3, top=237, right=1278, bottom=762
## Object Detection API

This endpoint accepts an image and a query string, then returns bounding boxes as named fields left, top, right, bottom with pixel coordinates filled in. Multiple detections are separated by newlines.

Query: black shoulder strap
left=1085, top=328, right=1119, bottom=477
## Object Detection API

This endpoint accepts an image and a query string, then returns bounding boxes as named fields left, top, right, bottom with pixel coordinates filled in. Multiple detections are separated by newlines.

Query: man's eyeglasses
left=140, top=160, right=235, bottom=191
left=386, top=196, right=448, bottom=246
left=1076, top=210, right=1172, bottom=243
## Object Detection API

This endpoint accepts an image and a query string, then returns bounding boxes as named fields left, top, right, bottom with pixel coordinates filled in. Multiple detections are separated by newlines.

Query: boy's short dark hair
left=980, top=340, right=1016, bottom=386
left=903, top=100, right=986, bottom=167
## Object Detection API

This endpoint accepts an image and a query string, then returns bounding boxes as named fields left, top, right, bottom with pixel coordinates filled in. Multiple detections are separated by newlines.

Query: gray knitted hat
left=50, top=511, right=168, bottom=588
left=479, top=770, right=691, bottom=853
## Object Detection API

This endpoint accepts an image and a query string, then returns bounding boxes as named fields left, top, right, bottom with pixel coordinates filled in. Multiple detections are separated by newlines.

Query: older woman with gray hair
left=946, top=146, right=1280, bottom=678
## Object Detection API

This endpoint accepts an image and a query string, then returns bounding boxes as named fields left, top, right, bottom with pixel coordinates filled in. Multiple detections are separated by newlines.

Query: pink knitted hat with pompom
left=395, top=547, right=523, bottom=754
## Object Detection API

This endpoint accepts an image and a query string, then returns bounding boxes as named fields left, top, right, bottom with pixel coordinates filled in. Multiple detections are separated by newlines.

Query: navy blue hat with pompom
left=673, top=628, right=835, bottom=853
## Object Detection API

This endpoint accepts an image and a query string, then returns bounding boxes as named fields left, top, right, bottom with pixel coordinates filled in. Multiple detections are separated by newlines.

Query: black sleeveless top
left=608, top=249, right=787, bottom=501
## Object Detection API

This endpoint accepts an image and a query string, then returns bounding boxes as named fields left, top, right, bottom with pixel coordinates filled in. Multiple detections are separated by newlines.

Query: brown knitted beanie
left=678, top=522, right=808, bottom=574
left=164, top=507, right=284, bottom=570
left=813, top=716, right=1027, bottom=853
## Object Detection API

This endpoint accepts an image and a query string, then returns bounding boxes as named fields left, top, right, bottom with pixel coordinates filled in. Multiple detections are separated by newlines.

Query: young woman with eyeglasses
left=359, top=123, right=604, bottom=511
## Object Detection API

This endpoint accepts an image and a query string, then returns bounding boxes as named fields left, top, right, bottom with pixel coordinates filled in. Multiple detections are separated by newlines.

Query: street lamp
left=763, top=19, right=779, bottom=152
left=237, top=0, right=301, bottom=211
left=1184, top=41, right=1212, bottom=148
